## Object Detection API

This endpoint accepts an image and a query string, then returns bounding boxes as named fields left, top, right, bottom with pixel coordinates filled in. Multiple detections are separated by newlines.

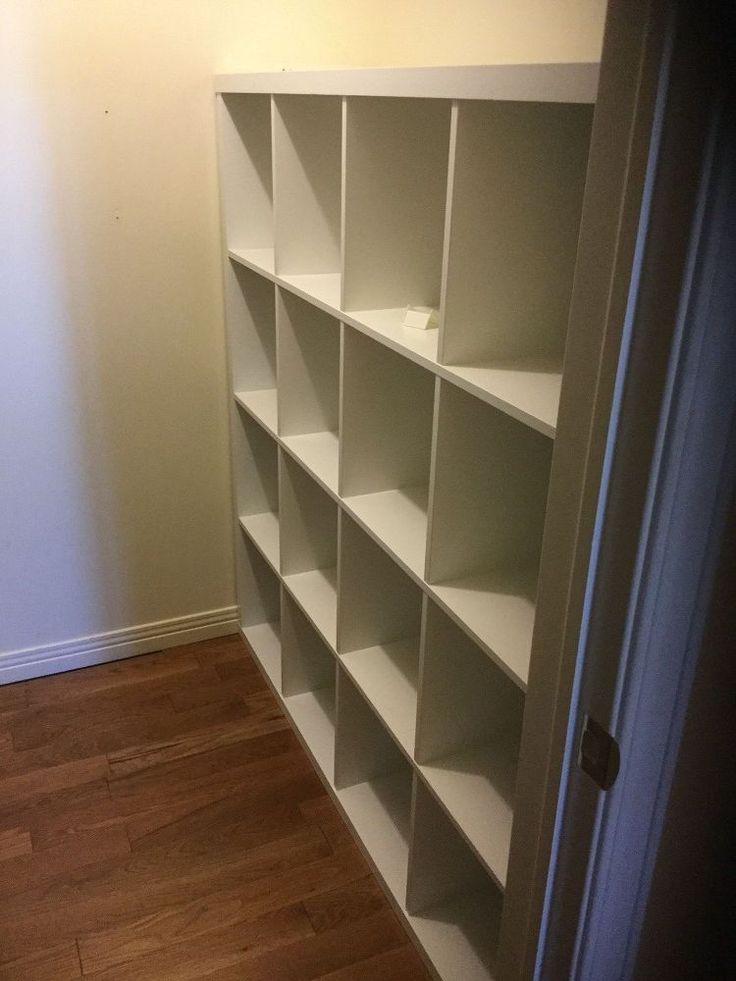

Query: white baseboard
left=0, top=606, right=240, bottom=685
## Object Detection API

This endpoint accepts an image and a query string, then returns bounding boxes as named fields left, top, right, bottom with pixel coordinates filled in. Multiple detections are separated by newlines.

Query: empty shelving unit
left=216, top=64, right=598, bottom=981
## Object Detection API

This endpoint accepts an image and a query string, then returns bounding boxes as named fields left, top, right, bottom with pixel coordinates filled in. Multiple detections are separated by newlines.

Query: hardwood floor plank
left=300, top=795, right=358, bottom=851
left=303, top=875, right=386, bottom=934
left=0, top=756, right=108, bottom=806
left=81, top=903, right=314, bottom=981
left=0, top=825, right=130, bottom=901
left=189, top=909, right=408, bottom=981
left=0, top=826, right=332, bottom=960
left=190, top=634, right=248, bottom=667
left=0, top=941, right=81, bottom=981
left=0, top=779, right=112, bottom=844
left=168, top=663, right=265, bottom=711
left=79, top=874, right=327, bottom=975
left=0, top=827, right=32, bottom=862
left=0, top=683, right=26, bottom=714
left=316, top=945, right=431, bottom=981
left=23, top=648, right=200, bottom=707
left=128, top=775, right=321, bottom=855
left=107, top=694, right=288, bottom=779
left=11, top=692, right=248, bottom=759
left=214, top=655, right=267, bottom=684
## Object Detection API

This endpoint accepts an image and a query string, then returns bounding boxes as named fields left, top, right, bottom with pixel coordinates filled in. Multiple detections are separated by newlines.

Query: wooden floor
left=0, top=635, right=431, bottom=980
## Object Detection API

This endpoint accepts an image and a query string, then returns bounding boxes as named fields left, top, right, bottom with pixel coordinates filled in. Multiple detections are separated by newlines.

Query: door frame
left=497, top=0, right=736, bottom=976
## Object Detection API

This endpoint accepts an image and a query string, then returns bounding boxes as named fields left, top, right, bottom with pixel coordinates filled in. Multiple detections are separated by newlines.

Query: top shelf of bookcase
left=215, top=62, right=599, bottom=104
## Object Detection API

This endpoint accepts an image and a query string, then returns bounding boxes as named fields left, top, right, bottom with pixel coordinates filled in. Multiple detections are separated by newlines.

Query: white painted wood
left=242, top=620, right=281, bottom=690
left=277, top=288, right=340, bottom=437
left=238, top=512, right=279, bottom=572
left=340, top=329, right=434, bottom=573
left=337, top=512, right=423, bottom=655
left=0, top=608, right=238, bottom=686
left=217, top=94, right=273, bottom=252
left=236, top=534, right=279, bottom=630
left=215, top=63, right=599, bottom=104
left=283, top=568, right=337, bottom=650
left=279, top=452, right=337, bottom=576
left=281, top=431, right=339, bottom=495
left=273, top=95, right=342, bottom=278
left=427, top=381, right=552, bottom=684
left=416, top=602, right=525, bottom=887
left=285, top=687, right=336, bottom=783
left=334, top=671, right=413, bottom=898
left=408, top=894, right=499, bottom=981
left=233, top=389, right=278, bottom=436
left=281, top=590, right=336, bottom=698
left=340, top=639, right=419, bottom=757
left=343, top=488, right=428, bottom=580
left=227, top=248, right=561, bottom=438
left=440, top=101, right=591, bottom=373
left=341, top=328, right=435, bottom=496
left=280, top=271, right=342, bottom=311
left=347, top=306, right=440, bottom=366
left=228, top=246, right=275, bottom=278
left=225, top=262, right=276, bottom=393
left=442, top=361, right=561, bottom=439
left=408, top=780, right=503, bottom=981
left=334, top=669, right=408, bottom=789
left=232, top=404, right=278, bottom=518
left=343, top=97, right=451, bottom=313
left=216, top=65, right=605, bottom=981
left=430, top=569, right=537, bottom=691
left=338, top=770, right=414, bottom=901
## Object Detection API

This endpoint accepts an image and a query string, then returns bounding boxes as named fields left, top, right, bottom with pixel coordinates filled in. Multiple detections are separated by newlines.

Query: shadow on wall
left=0, top=3, right=234, bottom=661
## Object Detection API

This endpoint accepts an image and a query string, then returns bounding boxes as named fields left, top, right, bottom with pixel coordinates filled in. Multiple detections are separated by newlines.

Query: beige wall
left=0, top=1, right=606, bottom=666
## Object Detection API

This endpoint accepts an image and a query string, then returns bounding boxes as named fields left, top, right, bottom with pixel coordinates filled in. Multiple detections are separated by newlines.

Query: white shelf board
left=340, top=639, right=419, bottom=756
left=238, top=511, right=279, bottom=572
left=337, top=771, right=412, bottom=900
left=285, top=687, right=336, bottom=783
left=228, top=246, right=275, bottom=278
left=344, top=487, right=428, bottom=579
left=410, top=891, right=499, bottom=981
left=281, top=431, right=339, bottom=495
left=430, top=569, right=536, bottom=691
left=242, top=621, right=281, bottom=690
left=227, top=253, right=558, bottom=440
left=283, top=567, right=337, bottom=649
left=233, top=389, right=278, bottom=437
left=443, top=361, right=562, bottom=439
left=280, top=272, right=342, bottom=311
left=216, top=63, right=599, bottom=104
left=420, top=736, right=519, bottom=891
left=349, top=308, right=439, bottom=370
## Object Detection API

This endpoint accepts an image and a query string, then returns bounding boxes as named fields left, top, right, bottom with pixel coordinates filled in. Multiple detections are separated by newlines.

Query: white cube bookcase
left=216, top=64, right=597, bottom=981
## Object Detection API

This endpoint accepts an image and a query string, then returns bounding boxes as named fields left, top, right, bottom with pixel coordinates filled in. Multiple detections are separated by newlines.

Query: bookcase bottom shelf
left=242, top=618, right=501, bottom=981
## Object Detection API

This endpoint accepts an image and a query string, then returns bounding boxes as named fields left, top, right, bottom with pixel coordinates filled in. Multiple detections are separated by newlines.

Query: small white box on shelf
left=403, top=306, right=439, bottom=331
